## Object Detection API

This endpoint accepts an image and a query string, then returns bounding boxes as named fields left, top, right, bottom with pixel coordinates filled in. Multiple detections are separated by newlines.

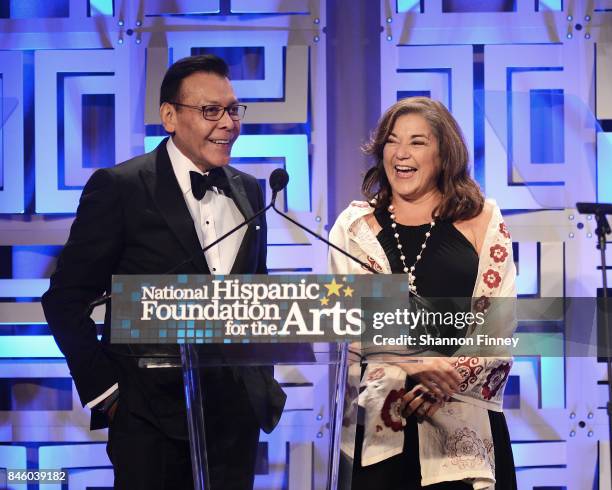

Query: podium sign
left=110, top=274, right=412, bottom=345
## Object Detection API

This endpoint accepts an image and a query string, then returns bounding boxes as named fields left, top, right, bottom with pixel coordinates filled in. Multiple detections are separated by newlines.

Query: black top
left=374, top=208, right=478, bottom=298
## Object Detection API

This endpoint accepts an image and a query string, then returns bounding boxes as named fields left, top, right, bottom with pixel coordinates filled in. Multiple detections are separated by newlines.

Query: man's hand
left=107, top=400, right=119, bottom=422
left=400, top=357, right=462, bottom=399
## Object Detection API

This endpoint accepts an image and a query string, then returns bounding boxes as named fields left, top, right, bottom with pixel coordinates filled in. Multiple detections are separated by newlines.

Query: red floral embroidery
left=473, top=296, right=490, bottom=314
left=489, top=244, right=508, bottom=263
left=364, top=256, right=383, bottom=273
left=380, top=389, right=406, bottom=432
left=481, top=362, right=511, bottom=400
left=447, top=427, right=488, bottom=470
left=376, top=425, right=383, bottom=433
left=499, top=222, right=511, bottom=239
left=453, top=356, right=484, bottom=392
left=367, top=367, right=386, bottom=382
left=482, top=269, right=501, bottom=289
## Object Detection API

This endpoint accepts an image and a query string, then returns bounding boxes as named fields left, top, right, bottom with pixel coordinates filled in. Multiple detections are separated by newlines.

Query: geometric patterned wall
left=0, top=1, right=328, bottom=488
left=2, top=0, right=612, bottom=488
left=383, top=1, right=611, bottom=488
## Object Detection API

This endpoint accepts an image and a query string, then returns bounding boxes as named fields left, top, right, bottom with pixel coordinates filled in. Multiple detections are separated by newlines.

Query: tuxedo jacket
left=42, top=139, right=286, bottom=437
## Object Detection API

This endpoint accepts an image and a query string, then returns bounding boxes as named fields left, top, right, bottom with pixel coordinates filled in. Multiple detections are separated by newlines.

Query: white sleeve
left=85, top=383, right=118, bottom=409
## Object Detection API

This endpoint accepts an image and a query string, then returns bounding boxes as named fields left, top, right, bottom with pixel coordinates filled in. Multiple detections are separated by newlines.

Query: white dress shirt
left=166, top=137, right=245, bottom=273
left=86, top=138, right=245, bottom=410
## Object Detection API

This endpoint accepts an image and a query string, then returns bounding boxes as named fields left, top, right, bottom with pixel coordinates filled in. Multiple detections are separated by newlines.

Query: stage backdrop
left=374, top=2, right=612, bottom=489
left=1, top=0, right=612, bottom=489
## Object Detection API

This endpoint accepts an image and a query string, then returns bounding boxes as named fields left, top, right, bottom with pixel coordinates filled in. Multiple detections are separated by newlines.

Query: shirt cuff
left=86, top=383, right=119, bottom=409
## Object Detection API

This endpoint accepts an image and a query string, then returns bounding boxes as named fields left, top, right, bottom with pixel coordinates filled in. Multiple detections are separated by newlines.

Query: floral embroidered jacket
left=329, top=200, right=517, bottom=489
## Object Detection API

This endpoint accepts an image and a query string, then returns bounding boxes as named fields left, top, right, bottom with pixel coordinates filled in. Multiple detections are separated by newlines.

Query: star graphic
left=320, top=296, right=330, bottom=306
left=343, top=286, right=354, bottom=297
left=324, top=278, right=343, bottom=297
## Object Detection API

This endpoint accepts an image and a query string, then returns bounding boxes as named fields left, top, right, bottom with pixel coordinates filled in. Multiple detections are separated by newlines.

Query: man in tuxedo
left=42, top=55, right=285, bottom=490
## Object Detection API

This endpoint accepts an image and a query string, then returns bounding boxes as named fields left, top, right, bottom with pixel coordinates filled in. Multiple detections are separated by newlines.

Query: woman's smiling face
left=383, top=113, right=441, bottom=203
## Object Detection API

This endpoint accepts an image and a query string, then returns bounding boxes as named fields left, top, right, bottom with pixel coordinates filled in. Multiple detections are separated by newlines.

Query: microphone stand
left=594, top=209, right=612, bottom=478
left=578, top=202, right=612, bottom=477
left=270, top=202, right=379, bottom=274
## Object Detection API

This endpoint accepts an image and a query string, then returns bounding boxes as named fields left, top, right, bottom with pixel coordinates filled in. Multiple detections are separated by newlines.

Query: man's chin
left=198, top=160, right=230, bottom=171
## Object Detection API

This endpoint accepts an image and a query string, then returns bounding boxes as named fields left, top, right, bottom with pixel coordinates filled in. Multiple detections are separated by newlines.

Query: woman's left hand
left=401, top=384, right=444, bottom=422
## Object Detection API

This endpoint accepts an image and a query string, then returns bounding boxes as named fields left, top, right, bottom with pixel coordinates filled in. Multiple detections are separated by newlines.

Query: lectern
left=179, top=343, right=352, bottom=490
left=109, top=274, right=364, bottom=490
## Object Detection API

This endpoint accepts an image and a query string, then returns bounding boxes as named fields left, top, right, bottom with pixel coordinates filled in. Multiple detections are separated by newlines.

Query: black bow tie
left=189, top=168, right=231, bottom=200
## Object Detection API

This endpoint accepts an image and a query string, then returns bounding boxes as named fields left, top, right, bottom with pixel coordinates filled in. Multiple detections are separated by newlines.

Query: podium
left=179, top=343, right=353, bottom=490
left=109, top=273, right=371, bottom=490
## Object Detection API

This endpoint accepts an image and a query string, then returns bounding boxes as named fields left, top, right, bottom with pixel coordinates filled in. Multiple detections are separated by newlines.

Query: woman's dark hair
left=159, top=54, right=230, bottom=106
left=362, top=97, right=484, bottom=222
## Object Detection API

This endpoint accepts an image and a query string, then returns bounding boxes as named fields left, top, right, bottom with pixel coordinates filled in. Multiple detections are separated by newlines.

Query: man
left=42, top=55, right=285, bottom=490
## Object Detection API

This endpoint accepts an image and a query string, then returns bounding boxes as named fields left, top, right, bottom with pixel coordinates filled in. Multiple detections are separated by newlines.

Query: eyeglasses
left=170, top=102, right=247, bottom=121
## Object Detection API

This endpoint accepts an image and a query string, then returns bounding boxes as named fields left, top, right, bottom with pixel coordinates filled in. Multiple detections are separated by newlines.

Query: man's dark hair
left=159, top=54, right=230, bottom=106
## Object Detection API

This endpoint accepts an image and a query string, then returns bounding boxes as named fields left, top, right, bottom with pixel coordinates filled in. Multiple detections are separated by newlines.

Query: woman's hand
left=400, top=357, right=462, bottom=399
left=401, top=384, right=444, bottom=422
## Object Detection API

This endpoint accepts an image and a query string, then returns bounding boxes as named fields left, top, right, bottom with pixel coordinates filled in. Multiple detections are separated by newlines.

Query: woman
left=329, top=97, right=517, bottom=489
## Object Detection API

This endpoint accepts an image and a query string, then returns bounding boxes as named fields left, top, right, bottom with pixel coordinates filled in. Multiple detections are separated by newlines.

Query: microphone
left=268, top=169, right=379, bottom=274
left=270, top=168, right=289, bottom=199
left=576, top=202, right=612, bottom=216
left=87, top=169, right=289, bottom=311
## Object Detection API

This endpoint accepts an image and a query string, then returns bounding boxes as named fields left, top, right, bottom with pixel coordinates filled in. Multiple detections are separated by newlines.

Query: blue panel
left=57, top=72, right=114, bottom=191
left=0, top=279, right=50, bottom=298
left=0, top=337, right=63, bottom=356
left=397, top=90, right=431, bottom=100
left=89, top=0, right=114, bottom=16
left=82, top=94, right=115, bottom=168
left=598, top=133, right=612, bottom=203
left=0, top=445, right=27, bottom=471
left=507, top=67, right=565, bottom=186
left=2, top=0, right=69, bottom=18
left=537, top=0, right=563, bottom=11
left=231, top=0, right=309, bottom=14
left=12, top=246, right=59, bottom=279
left=442, top=0, right=516, bottom=12
left=144, top=136, right=165, bottom=153
left=39, top=444, right=111, bottom=473
left=530, top=89, right=564, bottom=163
left=541, top=356, right=564, bottom=408
left=396, top=0, right=422, bottom=13
left=191, top=47, right=265, bottom=81
left=502, top=374, right=520, bottom=409
left=0, top=51, right=25, bottom=213
left=0, top=378, right=72, bottom=410
left=0, top=73, right=3, bottom=189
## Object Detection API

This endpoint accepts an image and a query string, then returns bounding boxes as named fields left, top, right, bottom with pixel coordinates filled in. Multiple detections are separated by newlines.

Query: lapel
left=141, top=140, right=210, bottom=273
left=223, top=166, right=256, bottom=274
